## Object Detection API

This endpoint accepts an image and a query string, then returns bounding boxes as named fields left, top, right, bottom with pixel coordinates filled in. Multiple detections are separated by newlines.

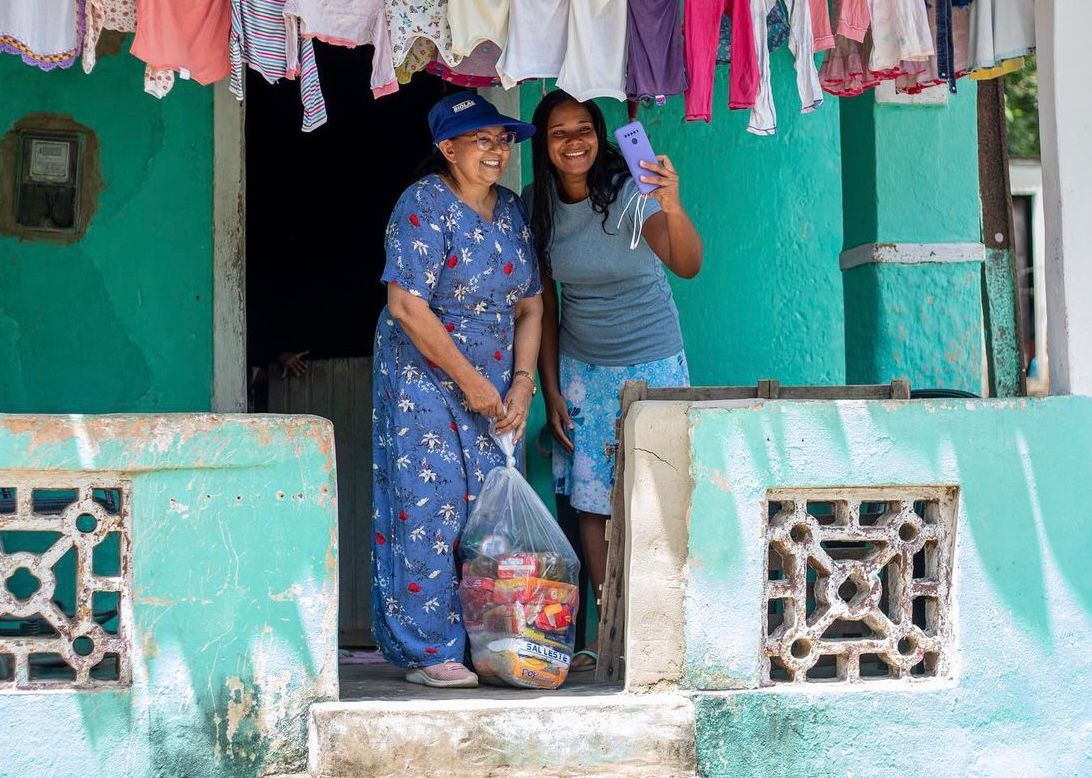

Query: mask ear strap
left=616, top=188, right=647, bottom=251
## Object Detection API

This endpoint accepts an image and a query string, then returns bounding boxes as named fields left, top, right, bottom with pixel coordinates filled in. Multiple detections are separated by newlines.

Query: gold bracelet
left=513, top=370, right=537, bottom=396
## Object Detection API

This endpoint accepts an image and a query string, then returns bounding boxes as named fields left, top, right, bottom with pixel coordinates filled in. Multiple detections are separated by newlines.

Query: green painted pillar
left=840, top=84, right=985, bottom=395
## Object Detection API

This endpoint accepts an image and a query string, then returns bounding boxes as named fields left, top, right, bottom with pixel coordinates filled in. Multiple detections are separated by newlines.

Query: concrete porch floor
left=310, top=655, right=697, bottom=776
left=338, top=654, right=618, bottom=701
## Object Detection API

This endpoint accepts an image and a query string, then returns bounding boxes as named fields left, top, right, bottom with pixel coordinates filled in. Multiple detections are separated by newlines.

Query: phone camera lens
left=631, top=138, right=638, bottom=145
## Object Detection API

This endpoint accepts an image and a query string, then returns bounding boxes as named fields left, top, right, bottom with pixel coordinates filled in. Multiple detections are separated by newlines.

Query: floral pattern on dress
left=372, top=174, right=542, bottom=668
left=553, top=351, right=689, bottom=516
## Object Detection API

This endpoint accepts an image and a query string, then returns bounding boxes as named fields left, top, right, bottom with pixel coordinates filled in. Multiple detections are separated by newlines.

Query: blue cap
left=427, top=92, right=536, bottom=145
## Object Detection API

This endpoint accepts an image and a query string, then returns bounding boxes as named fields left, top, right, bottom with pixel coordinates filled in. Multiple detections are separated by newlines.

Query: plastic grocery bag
left=458, top=429, right=580, bottom=689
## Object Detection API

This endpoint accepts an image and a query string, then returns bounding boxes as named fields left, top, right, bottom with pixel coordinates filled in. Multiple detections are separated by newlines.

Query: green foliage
left=1005, top=55, right=1040, bottom=159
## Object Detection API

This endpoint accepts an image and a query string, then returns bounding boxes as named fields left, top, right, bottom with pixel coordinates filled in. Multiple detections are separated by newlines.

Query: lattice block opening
left=764, top=487, right=957, bottom=685
left=1, top=478, right=131, bottom=690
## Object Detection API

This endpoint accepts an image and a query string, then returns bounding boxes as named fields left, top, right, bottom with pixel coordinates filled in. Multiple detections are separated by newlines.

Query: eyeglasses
left=461, top=131, right=517, bottom=151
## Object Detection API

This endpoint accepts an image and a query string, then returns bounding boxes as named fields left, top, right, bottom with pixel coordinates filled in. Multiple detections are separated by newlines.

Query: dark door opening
left=244, top=45, right=457, bottom=646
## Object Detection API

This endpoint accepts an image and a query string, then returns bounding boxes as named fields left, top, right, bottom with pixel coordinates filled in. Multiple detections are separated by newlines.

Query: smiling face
left=545, top=101, right=599, bottom=182
left=437, top=125, right=512, bottom=188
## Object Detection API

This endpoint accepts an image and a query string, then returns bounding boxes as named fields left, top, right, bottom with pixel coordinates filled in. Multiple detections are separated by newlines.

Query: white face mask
left=616, top=187, right=651, bottom=251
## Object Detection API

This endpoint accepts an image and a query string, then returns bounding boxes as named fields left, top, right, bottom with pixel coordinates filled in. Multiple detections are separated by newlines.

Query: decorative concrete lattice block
left=764, top=487, right=957, bottom=683
left=0, top=480, right=132, bottom=689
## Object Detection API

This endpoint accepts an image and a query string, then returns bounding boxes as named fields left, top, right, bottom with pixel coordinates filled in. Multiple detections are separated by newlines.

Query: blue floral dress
left=372, top=175, right=541, bottom=668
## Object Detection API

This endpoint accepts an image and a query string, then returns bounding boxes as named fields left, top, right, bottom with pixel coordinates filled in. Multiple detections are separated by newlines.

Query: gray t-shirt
left=525, top=177, right=684, bottom=366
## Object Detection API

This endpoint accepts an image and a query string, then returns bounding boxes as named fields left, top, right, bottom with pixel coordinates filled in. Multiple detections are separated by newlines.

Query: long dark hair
left=530, top=90, right=629, bottom=273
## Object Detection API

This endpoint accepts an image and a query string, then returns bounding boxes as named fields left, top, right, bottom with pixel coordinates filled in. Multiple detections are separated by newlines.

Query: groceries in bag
left=458, top=431, right=580, bottom=689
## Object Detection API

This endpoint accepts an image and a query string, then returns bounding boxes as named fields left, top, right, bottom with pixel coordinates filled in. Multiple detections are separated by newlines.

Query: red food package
left=534, top=602, right=573, bottom=632
left=460, top=577, right=495, bottom=631
left=497, top=553, right=539, bottom=579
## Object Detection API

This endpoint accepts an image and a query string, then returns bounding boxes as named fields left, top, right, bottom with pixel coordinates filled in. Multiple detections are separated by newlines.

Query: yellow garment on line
left=395, top=36, right=436, bottom=84
left=969, top=56, right=1024, bottom=80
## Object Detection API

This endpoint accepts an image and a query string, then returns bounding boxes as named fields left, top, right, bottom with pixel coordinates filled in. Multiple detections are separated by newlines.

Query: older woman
left=372, top=93, right=542, bottom=688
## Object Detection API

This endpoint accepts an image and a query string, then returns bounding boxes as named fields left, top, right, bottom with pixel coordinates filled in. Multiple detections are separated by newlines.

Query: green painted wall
left=0, top=45, right=214, bottom=413
left=0, top=414, right=338, bottom=777
left=685, top=396, right=1092, bottom=775
left=839, top=86, right=985, bottom=393
left=840, top=87, right=981, bottom=249
left=520, top=51, right=848, bottom=503
left=843, top=260, right=985, bottom=393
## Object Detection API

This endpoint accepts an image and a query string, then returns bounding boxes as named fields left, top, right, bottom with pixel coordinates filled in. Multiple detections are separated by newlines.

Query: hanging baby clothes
left=284, top=0, right=397, bottom=98
left=132, top=0, right=231, bottom=85
left=748, top=0, right=778, bottom=136
left=83, top=0, right=133, bottom=73
left=427, top=40, right=501, bottom=87
left=387, top=0, right=461, bottom=75
left=448, top=0, right=507, bottom=59
left=496, top=0, right=567, bottom=90
left=625, top=0, right=688, bottom=103
left=809, top=0, right=834, bottom=50
left=684, top=0, right=758, bottom=122
left=787, top=0, right=823, bottom=114
left=715, top=1, right=789, bottom=64
left=1, top=0, right=82, bottom=71
left=836, top=0, right=870, bottom=42
left=967, top=0, right=1033, bottom=79
left=229, top=0, right=327, bottom=132
left=819, top=0, right=875, bottom=96
left=868, top=0, right=934, bottom=76
left=396, top=37, right=436, bottom=84
left=557, top=0, right=628, bottom=102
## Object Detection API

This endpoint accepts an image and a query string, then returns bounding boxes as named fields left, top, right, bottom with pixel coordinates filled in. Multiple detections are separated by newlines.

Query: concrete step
left=307, top=691, right=696, bottom=777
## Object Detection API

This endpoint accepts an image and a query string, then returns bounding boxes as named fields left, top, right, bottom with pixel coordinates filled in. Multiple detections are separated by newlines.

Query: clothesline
left=1, top=1, right=1035, bottom=136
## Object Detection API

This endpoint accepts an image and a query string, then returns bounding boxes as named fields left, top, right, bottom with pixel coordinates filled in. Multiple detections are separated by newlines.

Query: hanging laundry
left=715, top=1, right=789, bottom=64
left=448, top=0, right=507, bottom=60
left=819, top=0, right=876, bottom=97
left=625, top=0, right=688, bottom=103
left=144, top=64, right=174, bottom=97
left=748, top=0, right=778, bottom=136
left=809, top=0, right=834, bottom=51
left=900, top=0, right=970, bottom=94
left=787, top=0, right=823, bottom=114
left=497, top=0, right=568, bottom=91
left=427, top=40, right=501, bottom=88
left=836, top=0, right=870, bottom=42
left=1, top=0, right=82, bottom=71
left=229, top=0, right=326, bottom=132
left=684, top=0, right=758, bottom=122
left=132, top=0, right=231, bottom=85
left=283, top=0, right=397, bottom=98
left=868, top=0, right=934, bottom=76
left=968, top=0, right=1033, bottom=79
left=387, top=0, right=462, bottom=75
left=396, top=36, right=436, bottom=84
left=83, top=0, right=134, bottom=73
left=557, top=0, right=628, bottom=102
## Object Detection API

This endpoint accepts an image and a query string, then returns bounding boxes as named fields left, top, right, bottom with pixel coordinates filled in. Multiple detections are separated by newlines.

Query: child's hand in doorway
left=277, top=350, right=310, bottom=378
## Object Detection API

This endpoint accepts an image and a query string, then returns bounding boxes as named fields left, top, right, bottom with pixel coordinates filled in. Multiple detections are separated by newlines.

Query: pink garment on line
left=684, top=0, right=758, bottom=122
left=131, top=0, right=231, bottom=85
left=809, top=0, right=834, bottom=50
left=836, top=0, right=869, bottom=42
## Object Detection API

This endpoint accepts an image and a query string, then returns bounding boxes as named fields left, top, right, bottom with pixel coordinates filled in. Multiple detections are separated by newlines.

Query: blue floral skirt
left=553, top=351, right=690, bottom=515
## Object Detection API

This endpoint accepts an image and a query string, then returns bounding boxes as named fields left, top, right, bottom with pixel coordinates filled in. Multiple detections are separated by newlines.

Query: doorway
left=244, top=44, right=458, bottom=646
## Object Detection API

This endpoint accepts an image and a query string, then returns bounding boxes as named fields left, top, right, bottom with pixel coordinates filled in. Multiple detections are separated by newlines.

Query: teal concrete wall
left=840, top=87, right=986, bottom=394
left=685, top=397, right=1092, bottom=775
left=840, top=88, right=981, bottom=249
left=520, top=51, right=848, bottom=502
left=0, top=44, right=214, bottom=413
left=843, top=260, right=985, bottom=393
left=0, top=414, right=338, bottom=777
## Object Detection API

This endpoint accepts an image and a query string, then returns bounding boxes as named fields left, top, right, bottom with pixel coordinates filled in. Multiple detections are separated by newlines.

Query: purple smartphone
left=614, top=120, right=660, bottom=195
